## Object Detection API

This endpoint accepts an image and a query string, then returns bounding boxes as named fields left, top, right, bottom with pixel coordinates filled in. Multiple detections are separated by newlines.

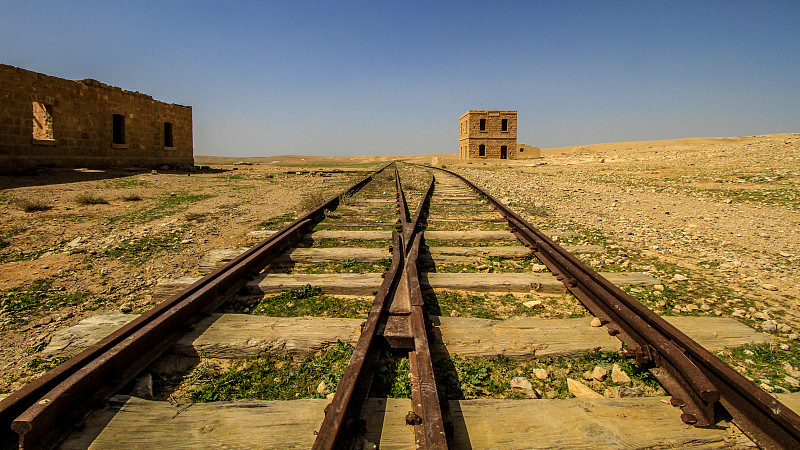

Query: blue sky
left=2, top=1, right=799, bottom=156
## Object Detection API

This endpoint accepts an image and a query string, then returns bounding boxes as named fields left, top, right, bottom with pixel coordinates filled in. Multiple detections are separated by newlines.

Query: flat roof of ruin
left=460, top=110, right=517, bottom=118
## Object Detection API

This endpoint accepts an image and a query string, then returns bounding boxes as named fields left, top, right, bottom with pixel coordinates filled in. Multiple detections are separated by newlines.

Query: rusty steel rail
left=429, top=164, right=800, bottom=449
left=0, top=164, right=391, bottom=450
left=314, top=168, right=447, bottom=448
left=405, top=232, right=448, bottom=448
left=312, top=230, right=405, bottom=449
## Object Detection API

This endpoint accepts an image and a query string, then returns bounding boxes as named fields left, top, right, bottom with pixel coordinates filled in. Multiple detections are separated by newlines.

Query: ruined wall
left=458, top=110, right=517, bottom=159
left=0, top=64, right=193, bottom=172
left=517, top=144, right=541, bottom=159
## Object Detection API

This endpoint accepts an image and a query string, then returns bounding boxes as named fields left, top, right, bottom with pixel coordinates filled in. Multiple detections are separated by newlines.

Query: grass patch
left=14, top=198, right=52, bottom=212
left=436, top=352, right=664, bottom=400
left=313, top=224, right=395, bottom=231
left=293, top=258, right=392, bottom=274
left=104, top=178, right=150, bottom=189
left=120, top=192, right=142, bottom=202
left=0, top=248, right=49, bottom=264
left=428, top=204, right=489, bottom=212
left=623, top=259, right=739, bottom=316
left=371, top=354, right=412, bottom=398
left=257, top=212, right=295, bottom=229
left=323, top=215, right=394, bottom=224
left=559, top=223, right=747, bottom=317
left=525, top=203, right=551, bottom=217
left=101, top=229, right=187, bottom=264
left=214, top=174, right=246, bottom=180
left=701, top=187, right=800, bottom=208
left=229, top=285, right=371, bottom=318
left=424, top=239, right=521, bottom=247
left=312, top=238, right=391, bottom=248
left=299, top=191, right=329, bottom=211
left=108, top=192, right=214, bottom=224
left=26, top=356, right=69, bottom=372
left=339, top=192, right=356, bottom=206
left=181, top=341, right=354, bottom=401
left=423, top=256, right=538, bottom=274
left=1, top=277, right=91, bottom=316
left=184, top=212, right=209, bottom=222
left=716, top=342, right=800, bottom=393
left=225, top=285, right=371, bottom=317
left=75, top=193, right=109, bottom=205
left=423, top=221, right=508, bottom=231
left=424, top=291, right=586, bottom=320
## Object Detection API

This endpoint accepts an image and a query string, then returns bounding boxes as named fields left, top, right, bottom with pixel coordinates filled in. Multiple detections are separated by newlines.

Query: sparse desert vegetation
left=0, top=163, right=374, bottom=391
left=1, top=133, right=798, bottom=399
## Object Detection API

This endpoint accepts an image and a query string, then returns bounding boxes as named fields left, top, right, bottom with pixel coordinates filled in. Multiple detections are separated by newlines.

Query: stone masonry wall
left=458, top=110, right=517, bottom=159
left=0, top=64, right=193, bottom=172
left=517, top=144, right=541, bottom=159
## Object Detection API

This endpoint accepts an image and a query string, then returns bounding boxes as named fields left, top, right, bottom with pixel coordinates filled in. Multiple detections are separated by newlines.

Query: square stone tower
left=459, top=110, right=517, bottom=159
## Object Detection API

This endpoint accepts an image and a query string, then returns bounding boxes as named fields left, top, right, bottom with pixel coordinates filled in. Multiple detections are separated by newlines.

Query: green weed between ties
left=312, top=238, right=391, bottom=248
left=435, top=352, right=663, bottom=400
left=371, top=354, right=412, bottom=398
left=423, top=239, right=521, bottom=247
left=184, top=341, right=354, bottom=401
left=293, top=259, right=391, bottom=274
left=424, top=291, right=587, bottom=320
left=248, top=285, right=371, bottom=318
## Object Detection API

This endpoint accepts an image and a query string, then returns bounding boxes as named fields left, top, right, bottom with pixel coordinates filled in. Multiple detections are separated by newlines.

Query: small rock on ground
left=523, top=300, right=544, bottom=308
left=511, top=377, right=540, bottom=398
left=611, top=364, right=631, bottom=385
left=614, top=386, right=645, bottom=398
left=532, top=368, right=548, bottom=380
left=591, top=366, right=608, bottom=381
left=762, top=320, right=778, bottom=332
left=567, top=378, right=603, bottom=398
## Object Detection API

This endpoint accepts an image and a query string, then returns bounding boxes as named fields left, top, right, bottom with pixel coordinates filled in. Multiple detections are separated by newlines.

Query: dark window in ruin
left=32, top=102, right=54, bottom=141
left=479, top=144, right=485, bottom=156
left=480, top=118, right=486, bottom=130
left=112, top=114, right=126, bottom=144
left=501, top=119, right=508, bottom=131
left=501, top=145, right=508, bottom=159
left=164, top=122, right=174, bottom=147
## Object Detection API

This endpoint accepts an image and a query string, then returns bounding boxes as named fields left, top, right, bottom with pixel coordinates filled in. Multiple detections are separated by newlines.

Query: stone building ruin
left=1, top=64, right=193, bottom=172
left=459, top=110, right=517, bottom=159
left=516, top=143, right=541, bottom=159
left=458, top=110, right=543, bottom=160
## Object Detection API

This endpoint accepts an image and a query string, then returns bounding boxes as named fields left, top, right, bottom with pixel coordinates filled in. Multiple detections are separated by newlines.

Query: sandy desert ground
left=0, top=132, right=798, bottom=397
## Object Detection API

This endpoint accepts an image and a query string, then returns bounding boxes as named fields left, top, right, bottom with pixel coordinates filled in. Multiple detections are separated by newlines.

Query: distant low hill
left=195, top=133, right=798, bottom=165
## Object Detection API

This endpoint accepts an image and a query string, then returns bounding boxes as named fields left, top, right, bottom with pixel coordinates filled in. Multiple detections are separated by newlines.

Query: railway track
left=1, top=162, right=799, bottom=448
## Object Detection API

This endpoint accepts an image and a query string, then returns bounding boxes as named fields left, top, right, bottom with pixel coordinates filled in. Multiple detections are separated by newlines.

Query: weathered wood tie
left=60, top=394, right=800, bottom=449
left=198, top=244, right=604, bottom=273
left=43, top=312, right=771, bottom=362
left=245, top=272, right=661, bottom=295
